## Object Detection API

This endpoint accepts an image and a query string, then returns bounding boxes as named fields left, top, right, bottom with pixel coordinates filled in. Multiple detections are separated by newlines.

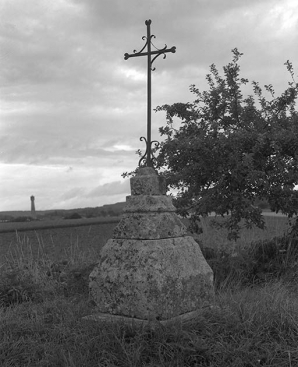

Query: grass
left=0, top=217, right=120, bottom=233
left=0, top=217, right=298, bottom=366
left=0, top=222, right=115, bottom=267
left=195, top=214, right=290, bottom=255
left=1, top=288, right=297, bottom=367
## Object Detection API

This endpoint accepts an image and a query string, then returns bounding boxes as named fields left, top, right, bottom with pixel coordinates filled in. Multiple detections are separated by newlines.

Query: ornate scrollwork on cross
left=124, top=20, right=176, bottom=168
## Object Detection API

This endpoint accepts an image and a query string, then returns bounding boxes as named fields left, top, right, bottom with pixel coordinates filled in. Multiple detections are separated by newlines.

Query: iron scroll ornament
left=138, top=137, right=160, bottom=167
left=124, top=21, right=176, bottom=71
left=124, top=19, right=176, bottom=168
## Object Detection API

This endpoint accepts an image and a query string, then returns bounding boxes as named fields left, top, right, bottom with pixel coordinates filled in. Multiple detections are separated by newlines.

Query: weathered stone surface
left=89, top=236, right=214, bottom=320
left=130, top=167, right=166, bottom=195
left=124, top=195, right=176, bottom=213
left=113, top=212, right=187, bottom=239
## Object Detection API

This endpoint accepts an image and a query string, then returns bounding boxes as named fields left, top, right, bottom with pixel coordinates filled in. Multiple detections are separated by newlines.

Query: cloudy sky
left=1, top=0, right=297, bottom=211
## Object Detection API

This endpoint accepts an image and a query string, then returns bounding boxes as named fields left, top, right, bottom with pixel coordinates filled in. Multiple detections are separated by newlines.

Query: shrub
left=64, top=213, right=82, bottom=220
left=203, top=232, right=298, bottom=290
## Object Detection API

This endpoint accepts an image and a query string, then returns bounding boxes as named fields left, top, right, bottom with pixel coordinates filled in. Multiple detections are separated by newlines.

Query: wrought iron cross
left=124, top=19, right=176, bottom=167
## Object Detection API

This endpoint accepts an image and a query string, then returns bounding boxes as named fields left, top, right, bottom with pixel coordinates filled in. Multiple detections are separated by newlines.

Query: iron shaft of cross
left=124, top=19, right=176, bottom=168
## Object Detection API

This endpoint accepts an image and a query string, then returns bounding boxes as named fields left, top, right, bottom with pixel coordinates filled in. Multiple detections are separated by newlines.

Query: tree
left=65, top=212, right=82, bottom=220
left=154, top=48, right=298, bottom=239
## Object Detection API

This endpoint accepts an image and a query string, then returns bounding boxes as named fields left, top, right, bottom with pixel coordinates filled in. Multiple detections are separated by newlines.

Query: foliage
left=0, top=215, right=14, bottom=222
left=0, top=268, right=43, bottom=307
left=12, top=216, right=33, bottom=222
left=155, top=49, right=298, bottom=239
left=64, top=212, right=82, bottom=220
left=204, top=232, right=298, bottom=290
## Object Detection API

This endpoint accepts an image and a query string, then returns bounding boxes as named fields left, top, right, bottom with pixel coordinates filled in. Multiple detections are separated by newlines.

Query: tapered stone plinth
left=86, top=167, right=214, bottom=323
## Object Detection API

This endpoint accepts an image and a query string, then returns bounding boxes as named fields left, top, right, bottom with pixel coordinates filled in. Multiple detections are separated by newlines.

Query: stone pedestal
left=87, top=167, right=214, bottom=323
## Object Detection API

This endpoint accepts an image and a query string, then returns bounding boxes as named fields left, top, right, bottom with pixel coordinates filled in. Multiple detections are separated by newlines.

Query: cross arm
left=124, top=46, right=176, bottom=60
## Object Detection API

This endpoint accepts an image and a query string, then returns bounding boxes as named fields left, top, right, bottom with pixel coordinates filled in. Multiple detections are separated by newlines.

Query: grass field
left=0, top=214, right=290, bottom=266
left=0, top=217, right=120, bottom=233
left=0, top=221, right=118, bottom=268
left=0, top=215, right=297, bottom=366
left=196, top=213, right=291, bottom=253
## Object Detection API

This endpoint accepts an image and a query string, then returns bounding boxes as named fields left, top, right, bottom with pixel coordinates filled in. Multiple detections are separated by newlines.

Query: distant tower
left=30, top=195, right=36, bottom=218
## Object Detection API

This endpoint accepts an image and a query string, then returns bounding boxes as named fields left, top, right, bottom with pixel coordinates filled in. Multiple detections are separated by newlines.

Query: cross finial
left=124, top=20, right=176, bottom=168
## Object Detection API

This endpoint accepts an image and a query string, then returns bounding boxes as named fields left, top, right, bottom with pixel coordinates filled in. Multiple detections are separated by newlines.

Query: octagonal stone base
left=89, top=236, right=214, bottom=321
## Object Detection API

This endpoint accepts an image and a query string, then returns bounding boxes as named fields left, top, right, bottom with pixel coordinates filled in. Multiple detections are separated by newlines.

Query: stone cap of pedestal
left=124, top=195, right=176, bottom=213
left=130, top=167, right=167, bottom=195
left=113, top=212, right=187, bottom=239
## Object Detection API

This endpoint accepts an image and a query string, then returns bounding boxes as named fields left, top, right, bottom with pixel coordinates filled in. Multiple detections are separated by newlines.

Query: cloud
left=0, top=0, right=297, bottom=211
left=86, top=180, right=130, bottom=198
left=0, top=162, right=132, bottom=210
left=55, top=180, right=131, bottom=210
left=60, top=187, right=86, bottom=201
